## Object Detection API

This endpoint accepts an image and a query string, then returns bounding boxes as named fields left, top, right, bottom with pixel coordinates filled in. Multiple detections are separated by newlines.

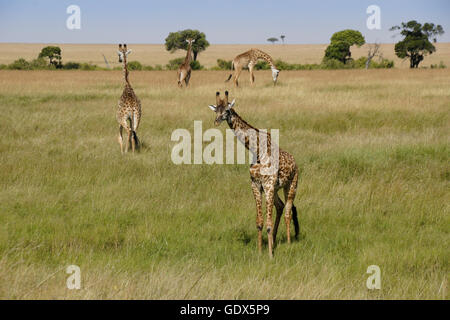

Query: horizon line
left=4, top=41, right=446, bottom=45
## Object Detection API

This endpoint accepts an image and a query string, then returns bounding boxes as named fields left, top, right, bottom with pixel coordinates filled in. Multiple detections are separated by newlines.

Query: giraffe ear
left=208, top=105, right=217, bottom=111
left=126, top=49, right=132, bottom=55
left=227, top=99, right=235, bottom=110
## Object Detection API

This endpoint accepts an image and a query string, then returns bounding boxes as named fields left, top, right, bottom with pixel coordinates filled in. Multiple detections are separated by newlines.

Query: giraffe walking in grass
left=208, top=91, right=299, bottom=258
left=177, top=38, right=195, bottom=88
left=225, top=49, right=280, bottom=87
left=116, top=44, right=141, bottom=153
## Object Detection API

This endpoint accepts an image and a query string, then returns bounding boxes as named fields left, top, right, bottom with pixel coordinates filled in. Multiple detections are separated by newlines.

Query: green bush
left=30, top=58, right=49, bottom=69
left=80, top=63, right=99, bottom=71
left=190, top=60, right=203, bottom=70
left=321, top=58, right=347, bottom=69
left=359, top=56, right=394, bottom=69
left=8, top=58, right=32, bottom=70
left=166, top=58, right=203, bottom=70
left=371, top=58, right=394, bottom=69
left=63, top=61, right=81, bottom=70
left=0, top=64, right=6, bottom=70
left=273, top=59, right=321, bottom=70
left=166, top=58, right=184, bottom=70
left=128, top=61, right=143, bottom=70
left=430, top=61, right=446, bottom=69
left=216, top=59, right=232, bottom=70
left=254, top=61, right=270, bottom=70
left=352, top=57, right=368, bottom=69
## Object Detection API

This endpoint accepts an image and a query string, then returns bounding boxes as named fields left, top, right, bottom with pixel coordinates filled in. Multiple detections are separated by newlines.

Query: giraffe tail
left=292, top=205, right=299, bottom=239
left=225, top=61, right=234, bottom=82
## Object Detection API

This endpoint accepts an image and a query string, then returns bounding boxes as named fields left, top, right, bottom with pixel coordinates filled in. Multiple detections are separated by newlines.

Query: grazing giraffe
left=177, top=38, right=195, bottom=87
left=116, top=44, right=141, bottom=153
left=225, top=49, right=280, bottom=87
left=208, top=91, right=299, bottom=258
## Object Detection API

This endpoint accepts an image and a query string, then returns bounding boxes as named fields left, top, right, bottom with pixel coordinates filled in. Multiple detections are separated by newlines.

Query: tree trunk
left=193, top=51, right=198, bottom=61
left=410, top=55, right=415, bottom=68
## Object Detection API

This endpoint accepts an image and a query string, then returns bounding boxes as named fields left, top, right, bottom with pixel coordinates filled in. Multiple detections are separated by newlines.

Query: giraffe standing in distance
left=177, top=38, right=195, bottom=87
left=208, top=91, right=299, bottom=258
left=225, top=49, right=280, bottom=87
left=116, top=44, right=142, bottom=153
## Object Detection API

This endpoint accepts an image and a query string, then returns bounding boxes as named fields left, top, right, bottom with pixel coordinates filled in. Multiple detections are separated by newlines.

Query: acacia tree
left=267, top=37, right=279, bottom=44
left=280, top=35, right=286, bottom=44
left=324, top=29, right=365, bottom=64
left=165, top=29, right=209, bottom=61
left=38, top=46, right=62, bottom=67
left=390, top=20, right=444, bottom=68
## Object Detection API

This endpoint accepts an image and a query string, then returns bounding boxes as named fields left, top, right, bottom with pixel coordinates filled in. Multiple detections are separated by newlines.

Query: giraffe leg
left=185, top=70, right=191, bottom=87
left=265, top=183, right=275, bottom=258
left=131, top=131, right=136, bottom=153
left=273, top=192, right=284, bottom=246
left=177, top=70, right=184, bottom=88
left=124, top=127, right=132, bottom=153
left=249, top=63, right=255, bottom=85
left=129, top=118, right=136, bottom=153
left=284, top=171, right=299, bottom=244
left=118, top=125, right=124, bottom=154
left=234, top=66, right=242, bottom=87
left=251, top=180, right=264, bottom=254
left=132, top=113, right=140, bottom=151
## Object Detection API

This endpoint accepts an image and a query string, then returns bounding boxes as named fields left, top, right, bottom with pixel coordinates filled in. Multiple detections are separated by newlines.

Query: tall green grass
left=0, top=69, right=448, bottom=299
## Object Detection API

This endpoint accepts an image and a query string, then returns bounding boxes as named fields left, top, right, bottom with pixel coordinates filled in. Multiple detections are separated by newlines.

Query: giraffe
left=208, top=91, right=299, bottom=258
left=116, top=43, right=142, bottom=154
left=225, top=49, right=280, bottom=87
left=177, top=38, right=195, bottom=87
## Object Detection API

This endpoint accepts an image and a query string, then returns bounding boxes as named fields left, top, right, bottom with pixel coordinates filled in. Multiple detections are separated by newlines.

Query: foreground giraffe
left=208, top=91, right=299, bottom=258
left=177, top=38, right=195, bottom=87
left=116, top=44, right=141, bottom=153
left=225, top=49, right=280, bottom=87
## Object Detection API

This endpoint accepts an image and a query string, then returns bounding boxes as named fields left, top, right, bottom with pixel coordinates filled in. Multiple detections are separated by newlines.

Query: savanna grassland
left=1, top=42, right=450, bottom=68
left=0, top=68, right=449, bottom=299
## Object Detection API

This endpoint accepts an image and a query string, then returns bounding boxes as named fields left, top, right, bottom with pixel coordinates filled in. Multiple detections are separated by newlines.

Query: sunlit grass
left=0, top=69, right=448, bottom=299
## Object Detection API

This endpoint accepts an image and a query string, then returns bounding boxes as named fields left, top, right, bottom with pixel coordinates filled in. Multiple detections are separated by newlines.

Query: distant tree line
left=1, top=22, right=446, bottom=71
left=323, top=20, right=444, bottom=69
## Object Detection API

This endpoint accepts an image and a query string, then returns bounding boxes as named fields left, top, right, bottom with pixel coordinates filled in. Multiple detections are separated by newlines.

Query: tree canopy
left=165, top=29, right=209, bottom=61
left=267, top=37, right=279, bottom=44
left=38, top=46, right=62, bottom=67
left=330, top=29, right=365, bottom=47
left=324, top=29, right=365, bottom=64
left=390, top=20, right=444, bottom=68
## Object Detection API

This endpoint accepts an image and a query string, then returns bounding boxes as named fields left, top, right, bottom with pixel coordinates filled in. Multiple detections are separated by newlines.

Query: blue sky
left=0, top=0, right=449, bottom=44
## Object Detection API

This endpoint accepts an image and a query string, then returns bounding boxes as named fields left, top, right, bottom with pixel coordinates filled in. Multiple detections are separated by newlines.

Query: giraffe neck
left=227, top=109, right=272, bottom=161
left=123, top=55, right=130, bottom=86
left=184, top=41, right=193, bottom=65
left=254, top=49, right=277, bottom=70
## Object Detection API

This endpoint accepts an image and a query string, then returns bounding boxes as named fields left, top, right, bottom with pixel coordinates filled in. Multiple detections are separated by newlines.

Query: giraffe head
left=271, top=67, right=280, bottom=84
left=117, top=44, right=132, bottom=63
left=208, top=91, right=236, bottom=126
